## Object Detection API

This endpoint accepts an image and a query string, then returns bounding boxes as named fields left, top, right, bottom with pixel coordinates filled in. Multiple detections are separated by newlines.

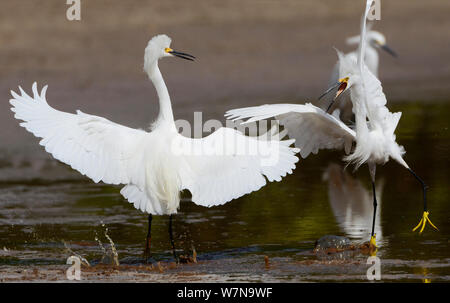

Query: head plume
left=144, top=34, right=172, bottom=72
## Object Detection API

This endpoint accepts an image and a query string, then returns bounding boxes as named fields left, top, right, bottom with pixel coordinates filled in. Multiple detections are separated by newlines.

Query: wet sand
left=2, top=252, right=448, bottom=282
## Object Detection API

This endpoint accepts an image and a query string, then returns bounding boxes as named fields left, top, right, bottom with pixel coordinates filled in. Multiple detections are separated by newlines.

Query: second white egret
left=227, top=0, right=436, bottom=249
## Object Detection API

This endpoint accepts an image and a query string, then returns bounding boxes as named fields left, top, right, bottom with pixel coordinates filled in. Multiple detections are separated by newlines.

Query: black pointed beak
left=318, top=81, right=341, bottom=100
left=169, top=50, right=196, bottom=61
left=319, top=77, right=349, bottom=102
left=380, top=44, right=398, bottom=58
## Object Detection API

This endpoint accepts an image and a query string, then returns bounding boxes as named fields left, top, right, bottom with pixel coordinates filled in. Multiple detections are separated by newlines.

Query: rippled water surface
left=0, top=102, right=449, bottom=282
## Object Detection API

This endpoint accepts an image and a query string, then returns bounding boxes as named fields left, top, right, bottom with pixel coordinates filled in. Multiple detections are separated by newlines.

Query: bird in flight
left=10, top=34, right=299, bottom=262
left=226, top=0, right=436, bottom=250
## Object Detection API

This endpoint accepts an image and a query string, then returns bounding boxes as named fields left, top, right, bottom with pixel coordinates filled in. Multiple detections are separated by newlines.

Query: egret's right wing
left=10, top=83, right=147, bottom=185
left=177, top=127, right=299, bottom=207
left=226, top=103, right=356, bottom=158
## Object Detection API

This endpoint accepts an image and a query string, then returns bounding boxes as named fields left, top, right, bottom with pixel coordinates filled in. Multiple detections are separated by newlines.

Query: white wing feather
left=10, top=83, right=147, bottom=185
left=10, top=83, right=300, bottom=214
left=226, top=103, right=356, bottom=159
left=178, top=127, right=299, bottom=207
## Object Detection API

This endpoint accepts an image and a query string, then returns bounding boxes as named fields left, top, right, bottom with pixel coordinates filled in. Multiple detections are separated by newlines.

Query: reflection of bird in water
left=9, top=34, right=299, bottom=262
left=227, top=0, right=437, bottom=251
left=323, top=163, right=384, bottom=242
left=319, top=27, right=398, bottom=122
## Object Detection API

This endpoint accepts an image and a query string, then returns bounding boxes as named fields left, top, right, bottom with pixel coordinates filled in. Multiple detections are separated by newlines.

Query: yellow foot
left=412, top=211, right=439, bottom=233
left=370, top=235, right=377, bottom=248
left=369, top=235, right=378, bottom=256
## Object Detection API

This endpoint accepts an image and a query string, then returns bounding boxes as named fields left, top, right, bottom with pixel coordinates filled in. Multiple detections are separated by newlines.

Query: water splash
left=104, top=226, right=119, bottom=266
left=63, top=241, right=91, bottom=267
left=95, top=223, right=119, bottom=266
left=94, top=231, right=107, bottom=256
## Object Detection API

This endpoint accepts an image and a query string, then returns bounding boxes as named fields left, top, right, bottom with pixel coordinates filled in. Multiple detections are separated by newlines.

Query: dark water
left=0, top=102, right=449, bottom=282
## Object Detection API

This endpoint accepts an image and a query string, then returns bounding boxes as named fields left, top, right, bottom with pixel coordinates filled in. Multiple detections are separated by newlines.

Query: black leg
left=368, top=163, right=378, bottom=250
left=168, top=215, right=178, bottom=262
left=409, top=167, right=438, bottom=232
left=143, top=214, right=152, bottom=260
left=408, top=168, right=428, bottom=212
left=371, top=181, right=377, bottom=238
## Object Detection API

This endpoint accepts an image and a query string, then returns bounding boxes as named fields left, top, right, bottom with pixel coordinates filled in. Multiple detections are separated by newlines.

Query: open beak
left=318, top=77, right=349, bottom=101
left=335, top=77, right=348, bottom=100
left=166, top=48, right=195, bottom=61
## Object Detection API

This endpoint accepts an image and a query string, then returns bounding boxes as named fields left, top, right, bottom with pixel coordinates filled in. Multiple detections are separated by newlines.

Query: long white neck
left=365, top=45, right=379, bottom=77
left=146, top=60, right=176, bottom=130
left=353, top=0, right=373, bottom=139
left=350, top=83, right=370, bottom=139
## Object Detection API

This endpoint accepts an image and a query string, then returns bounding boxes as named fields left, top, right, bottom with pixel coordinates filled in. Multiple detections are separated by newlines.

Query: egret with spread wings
left=227, top=0, right=436, bottom=249
left=10, top=34, right=299, bottom=262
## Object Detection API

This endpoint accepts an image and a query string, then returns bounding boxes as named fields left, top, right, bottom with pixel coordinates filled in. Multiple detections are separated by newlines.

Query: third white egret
left=226, top=0, right=436, bottom=249
left=10, top=34, right=300, bottom=262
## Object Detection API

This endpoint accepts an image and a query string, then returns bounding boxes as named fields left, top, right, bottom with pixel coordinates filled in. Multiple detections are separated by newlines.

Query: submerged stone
left=313, top=235, right=374, bottom=261
left=314, top=235, right=352, bottom=252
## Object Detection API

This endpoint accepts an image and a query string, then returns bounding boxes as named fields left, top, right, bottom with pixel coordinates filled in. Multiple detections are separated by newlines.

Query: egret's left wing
left=177, top=127, right=299, bottom=207
left=226, top=103, right=356, bottom=159
left=9, top=83, right=147, bottom=186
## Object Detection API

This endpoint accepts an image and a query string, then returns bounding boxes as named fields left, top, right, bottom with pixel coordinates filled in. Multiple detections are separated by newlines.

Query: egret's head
left=318, top=76, right=355, bottom=101
left=318, top=49, right=359, bottom=101
left=347, top=31, right=397, bottom=58
left=144, top=34, right=195, bottom=71
left=368, top=31, right=397, bottom=58
left=334, top=76, right=354, bottom=100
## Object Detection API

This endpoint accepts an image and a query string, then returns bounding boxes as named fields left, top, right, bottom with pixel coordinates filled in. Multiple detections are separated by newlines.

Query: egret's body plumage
left=335, top=49, right=406, bottom=170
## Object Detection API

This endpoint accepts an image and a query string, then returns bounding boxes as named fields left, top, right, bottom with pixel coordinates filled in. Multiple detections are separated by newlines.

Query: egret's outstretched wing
left=226, top=103, right=356, bottom=158
left=178, top=127, right=299, bottom=207
left=10, top=83, right=147, bottom=185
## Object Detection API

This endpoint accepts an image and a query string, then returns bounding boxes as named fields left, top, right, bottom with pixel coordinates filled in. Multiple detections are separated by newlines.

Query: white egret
left=320, top=28, right=397, bottom=121
left=10, top=34, right=300, bottom=261
left=226, top=0, right=437, bottom=249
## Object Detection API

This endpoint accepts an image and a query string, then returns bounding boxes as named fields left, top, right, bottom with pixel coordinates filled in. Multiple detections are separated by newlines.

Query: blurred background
left=0, top=0, right=449, bottom=281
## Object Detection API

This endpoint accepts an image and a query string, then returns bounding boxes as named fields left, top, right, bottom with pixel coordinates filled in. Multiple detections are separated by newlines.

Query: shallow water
left=0, top=102, right=449, bottom=282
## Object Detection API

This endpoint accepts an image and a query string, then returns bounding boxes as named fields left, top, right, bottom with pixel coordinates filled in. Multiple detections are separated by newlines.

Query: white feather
left=226, top=103, right=356, bottom=159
